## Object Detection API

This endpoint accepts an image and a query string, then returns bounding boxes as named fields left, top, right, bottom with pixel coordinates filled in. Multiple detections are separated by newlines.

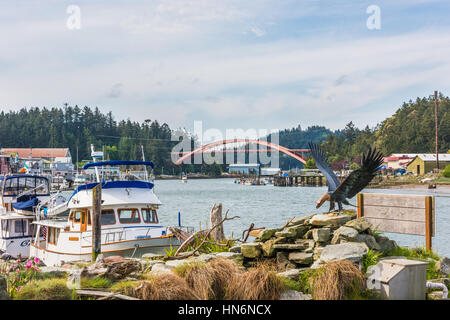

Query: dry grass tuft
left=310, top=260, right=366, bottom=300
left=183, top=264, right=215, bottom=300
left=135, top=273, right=199, bottom=300
left=225, top=262, right=285, bottom=300
left=207, top=258, right=243, bottom=299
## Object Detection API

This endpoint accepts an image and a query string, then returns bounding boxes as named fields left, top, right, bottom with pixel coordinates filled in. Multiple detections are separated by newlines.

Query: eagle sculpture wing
left=332, top=147, right=384, bottom=199
left=308, top=142, right=341, bottom=192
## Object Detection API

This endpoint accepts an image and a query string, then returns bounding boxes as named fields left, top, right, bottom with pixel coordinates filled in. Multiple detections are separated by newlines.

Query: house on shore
left=0, top=148, right=73, bottom=175
left=406, top=154, right=450, bottom=175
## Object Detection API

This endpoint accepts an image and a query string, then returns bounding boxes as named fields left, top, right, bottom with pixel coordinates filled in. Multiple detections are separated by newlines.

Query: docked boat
left=0, top=175, right=59, bottom=259
left=181, top=173, right=188, bottom=183
left=29, top=160, right=180, bottom=266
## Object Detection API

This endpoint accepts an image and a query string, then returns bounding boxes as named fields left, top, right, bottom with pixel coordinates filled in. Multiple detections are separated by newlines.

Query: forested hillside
left=0, top=94, right=448, bottom=172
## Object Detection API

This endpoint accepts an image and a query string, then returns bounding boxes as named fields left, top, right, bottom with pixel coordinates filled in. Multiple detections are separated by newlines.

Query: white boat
left=30, top=160, right=180, bottom=266
left=181, top=173, right=188, bottom=183
left=0, top=175, right=53, bottom=259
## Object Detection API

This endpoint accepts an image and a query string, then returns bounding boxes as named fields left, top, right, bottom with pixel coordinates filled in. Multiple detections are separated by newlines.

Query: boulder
left=303, top=229, right=314, bottom=239
left=309, top=213, right=352, bottom=227
left=344, top=217, right=373, bottom=233
left=435, top=257, right=450, bottom=276
left=276, top=268, right=305, bottom=280
left=193, top=254, right=217, bottom=263
left=331, top=226, right=359, bottom=244
left=255, top=229, right=278, bottom=242
left=273, top=242, right=312, bottom=251
left=286, top=225, right=309, bottom=238
left=276, top=252, right=297, bottom=270
left=165, top=259, right=192, bottom=269
left=275, top=229, right=297, bottom=239
left=103, top=255, right=125, bottom=264
left=288, top=252, right=313, bottom=265
left=279, top=290, right=312, bottom=300
left=312, top=228, right=331, bottom=243
left=313, top=246, right=325, bottom=261
left=241, top=243, right=262, bottom=259
left=229, top=246, right=241, bottom=253
left=375, top=236, right=398, bottom=253
left=215, top=252, right=241, bottom=259
left=355, top=234, right=381, bottom=250
left=261, top=239, right=277, bottom=257
left=288, top=214, right=316, bottom=227
left=319, top=242, right=369, bottom=263
left=150, top=263, right=174, bottom=276
left=0, top=275, right=9, bottom=300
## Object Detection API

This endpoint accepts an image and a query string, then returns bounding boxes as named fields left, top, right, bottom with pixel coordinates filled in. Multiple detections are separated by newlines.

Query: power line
left=95, top=134, right=174, bottom=142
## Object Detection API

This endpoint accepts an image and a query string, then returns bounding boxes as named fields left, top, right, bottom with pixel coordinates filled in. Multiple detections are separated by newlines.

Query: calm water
left=154, top=178, right=450, bottom=258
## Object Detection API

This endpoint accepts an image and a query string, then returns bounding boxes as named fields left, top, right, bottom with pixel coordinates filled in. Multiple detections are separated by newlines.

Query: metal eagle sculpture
left=307, top=142, right=384, bottom=212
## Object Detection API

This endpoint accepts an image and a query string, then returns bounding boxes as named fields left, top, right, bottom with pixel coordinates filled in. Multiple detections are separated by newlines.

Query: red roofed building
left=383, top=155, right=415, bottom=169
left=1, top=148, right=71, bottom=163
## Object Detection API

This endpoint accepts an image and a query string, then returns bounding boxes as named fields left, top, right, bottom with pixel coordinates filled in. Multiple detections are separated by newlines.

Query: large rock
left=331, top=226, right=359, bottom=244
left=355, top=234, right=381, bottom=250
left=288, top=252, right=313, bottom=265
left=261, top=239, right=277, bottom=257
left=0, top=275, right=9, bottom=300
left=375, top=236, right=398, bottom=252
left=215, top=252, right=241, bottom=259
left=344, top=217, right=373, bottom=233
left=255, top=229, right=278, bottom=242
left=142, top=252, right=166, bottom=260
left=276, top=252, right=297, bottom=270
left=288, top=214, right=316, bottom=227
left=309, top=213, right=352, bottom=227
left=312, top=228, right=331, bottom=243
left=241, top=243, right=262, bottom=259
left=435, top=257, right=450, bottom=276
left=275, top=229, right=297, bottom=239
left=273, top=242, right=313, bottom=251
left=229, top=246, right=241, bottom=253
left=150, top=263, right=174, bottom=276
left=276, top=268, right=305, bottom=280
left=286, top=225, right=309, bottom=238
left=279, top=290, right=312, bottom=300
left=319, top=242, right=369, bottom=263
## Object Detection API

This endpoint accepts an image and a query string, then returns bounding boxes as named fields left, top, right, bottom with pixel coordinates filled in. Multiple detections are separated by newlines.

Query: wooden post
left=92, top=183, right=102, bottom=262
left=425, top=196, right=433, bottom=251
left=357, top=193, right=364, bottom=218
left=210, top=203, right=225, bottom=242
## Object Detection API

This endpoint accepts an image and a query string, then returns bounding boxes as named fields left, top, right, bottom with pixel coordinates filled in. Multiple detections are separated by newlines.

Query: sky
left=1, top=0, right=450, bottom=137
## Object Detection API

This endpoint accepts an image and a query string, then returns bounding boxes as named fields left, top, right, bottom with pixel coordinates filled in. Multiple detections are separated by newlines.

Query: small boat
left=30, top=160, right=180, bottom=266
left=181, top=173, right=188, bottom=183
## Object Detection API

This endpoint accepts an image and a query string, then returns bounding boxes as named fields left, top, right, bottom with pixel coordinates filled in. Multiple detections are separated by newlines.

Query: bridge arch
left=173, top=139, right=307, bottom=165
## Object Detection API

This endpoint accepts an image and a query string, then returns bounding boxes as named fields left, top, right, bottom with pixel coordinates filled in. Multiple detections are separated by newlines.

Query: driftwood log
left=168, top=226, right=192, bottom=243
left=75, top=289, right=140, bottom=300
left=167, top=209, right=240, bottom=260
left=210, top=203, right=225, bottom=242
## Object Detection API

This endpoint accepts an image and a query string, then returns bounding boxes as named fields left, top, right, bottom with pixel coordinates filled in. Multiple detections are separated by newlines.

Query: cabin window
left=142, top=208, right=158, bottom=223
left=48, top=227, right=60, bottom=245
left=101, top=210, right=116, bottom=225
left=87, top=211, right=91, bottom=225
left=73, top=211, right=82, bottom=223
left=14, top=220, right=26, bottom=234
left=118, top=209, right=141, bottom=224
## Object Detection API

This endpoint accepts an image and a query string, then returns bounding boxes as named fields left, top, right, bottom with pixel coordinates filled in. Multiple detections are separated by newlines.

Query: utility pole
left=434, top=91, right=439, bottom=171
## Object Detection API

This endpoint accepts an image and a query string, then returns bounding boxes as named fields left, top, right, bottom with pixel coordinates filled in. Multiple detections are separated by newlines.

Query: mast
left=141, top=144, right=149, bottom=181
left=90, top=144, right=100, bottom=182
left=434, top=91, right=439, bottom=171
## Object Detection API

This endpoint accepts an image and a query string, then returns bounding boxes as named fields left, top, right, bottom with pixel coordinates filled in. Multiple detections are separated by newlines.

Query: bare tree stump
left=210, top=203, right=225, bottom=242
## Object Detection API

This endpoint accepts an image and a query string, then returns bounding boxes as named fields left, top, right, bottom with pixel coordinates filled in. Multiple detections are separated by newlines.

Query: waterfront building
left=228, top=163, right=260, bottom=174
left=406, top=154, right=450, bottom=175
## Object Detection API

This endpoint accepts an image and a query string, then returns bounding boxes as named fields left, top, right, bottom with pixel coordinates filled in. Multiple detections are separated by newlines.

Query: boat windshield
left=2, top=176, right=50, bottom=197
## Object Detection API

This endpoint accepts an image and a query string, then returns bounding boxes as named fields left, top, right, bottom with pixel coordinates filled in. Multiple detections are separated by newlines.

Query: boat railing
left=35, top=191, right=68, bottom=220
left=13, top=183, right=47, bottom=201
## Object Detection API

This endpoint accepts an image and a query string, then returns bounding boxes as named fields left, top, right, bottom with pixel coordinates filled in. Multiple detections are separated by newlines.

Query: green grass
left=384, top=245, right=444, bottom=280
left=172, top=261, right=207, bottom=278
left=280, top=277, right=302, bottom=292
left=14, top=278, right=74, bottom=300
left=80, top=276, right=114, bottom=289
left=110, top=280, right=140, bottom=296
left=362, top=249, right=383, bottom=273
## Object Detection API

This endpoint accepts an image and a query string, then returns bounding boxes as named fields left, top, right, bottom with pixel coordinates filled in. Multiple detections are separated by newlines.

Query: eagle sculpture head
left=316, top=192, right=330, bottom=209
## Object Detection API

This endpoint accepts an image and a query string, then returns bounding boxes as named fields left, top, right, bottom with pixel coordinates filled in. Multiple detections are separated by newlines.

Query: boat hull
left=30, top=235, right=180, bottom=266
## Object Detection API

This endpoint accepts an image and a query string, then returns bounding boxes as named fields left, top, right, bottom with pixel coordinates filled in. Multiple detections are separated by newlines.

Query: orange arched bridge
left=171, top=139, right=310, bottom=165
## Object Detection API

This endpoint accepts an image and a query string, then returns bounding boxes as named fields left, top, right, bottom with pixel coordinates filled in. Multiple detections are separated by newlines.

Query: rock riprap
left=240, top=212, right=399, bottom=270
